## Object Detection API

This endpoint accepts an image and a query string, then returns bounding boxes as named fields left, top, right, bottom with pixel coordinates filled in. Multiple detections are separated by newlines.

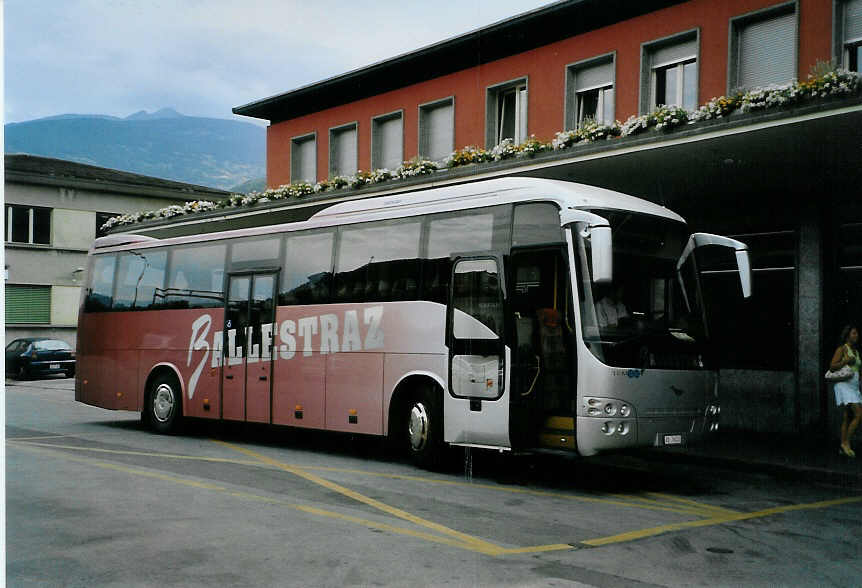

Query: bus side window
left=114, top=250, right=167, bottom=311
left=334, top=220, right=420, bottom=303
left=85, top=254, right=117, bottom=312
left=281, top=230, right=334, bottom=305
left=164, top=244, right=226, bottom=309
left=424, top=208, right=507, bottom=305
left=230, top=236, right=281, bottom=271
left=513, top=203, right=563, bottom=246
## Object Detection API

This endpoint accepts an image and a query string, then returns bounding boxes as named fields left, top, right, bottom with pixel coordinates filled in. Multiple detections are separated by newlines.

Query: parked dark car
left=5, top=338, right=75, bottom=379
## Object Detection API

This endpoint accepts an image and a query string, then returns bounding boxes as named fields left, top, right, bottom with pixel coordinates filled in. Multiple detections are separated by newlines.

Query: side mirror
left=561, top=209, right=613, bottom=284
left=678, top=233, right=752, bottom=299
left=589, top=225, right=612, bottom=284
left=735, top=249, right=752, bottom=298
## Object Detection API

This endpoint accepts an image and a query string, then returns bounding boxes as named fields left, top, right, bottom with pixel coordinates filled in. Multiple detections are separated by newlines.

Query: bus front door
left=445, top=255, right=510, bottom=448
left=508, top=249, right=575, bottom=451
left=222, top=273, right=277, bottom=423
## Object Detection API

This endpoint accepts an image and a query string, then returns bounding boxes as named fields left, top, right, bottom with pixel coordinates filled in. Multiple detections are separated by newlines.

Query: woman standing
left=830, top=325, right=862, bottom=458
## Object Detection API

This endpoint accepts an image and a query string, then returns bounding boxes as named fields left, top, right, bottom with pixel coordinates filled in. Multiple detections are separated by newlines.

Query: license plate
left=50, top=363, right=60, bottom=370
left=664, top=434, right=683, bottom=446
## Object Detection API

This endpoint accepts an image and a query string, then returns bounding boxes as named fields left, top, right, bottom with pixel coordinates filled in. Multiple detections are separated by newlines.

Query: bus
left=76, top=177, right=751, bottom=466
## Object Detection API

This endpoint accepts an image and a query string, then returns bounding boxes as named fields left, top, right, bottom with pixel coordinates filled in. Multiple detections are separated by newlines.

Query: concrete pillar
left=796, top=204, right=823, bottom=431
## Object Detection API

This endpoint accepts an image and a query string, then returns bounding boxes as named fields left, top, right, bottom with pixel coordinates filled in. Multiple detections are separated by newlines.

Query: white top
left=596, top=298, right=628, bottom=328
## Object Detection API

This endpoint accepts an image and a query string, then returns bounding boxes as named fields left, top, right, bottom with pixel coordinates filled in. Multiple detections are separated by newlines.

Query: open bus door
left=444, top=254, right=511, bottom=448
left=508, top=247, right=576, bottom=451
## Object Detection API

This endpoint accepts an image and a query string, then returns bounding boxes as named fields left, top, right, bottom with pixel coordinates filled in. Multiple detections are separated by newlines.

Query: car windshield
left=571, top=211, right=709, bottom=370
left=34, top=340, right=71, bottom=351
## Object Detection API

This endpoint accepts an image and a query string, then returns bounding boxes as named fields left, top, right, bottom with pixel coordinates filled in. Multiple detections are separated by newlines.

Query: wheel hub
left=153, top=384, right=175, bottom=423
left=408, top=403, right=429, bottom=452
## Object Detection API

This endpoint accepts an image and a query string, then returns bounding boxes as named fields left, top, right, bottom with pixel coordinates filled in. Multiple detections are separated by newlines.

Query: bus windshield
left=572, top=211, right=710, bottom=370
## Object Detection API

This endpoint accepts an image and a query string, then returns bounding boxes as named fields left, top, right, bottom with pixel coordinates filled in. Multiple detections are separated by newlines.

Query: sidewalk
left=648, top=429, right=862, bottom=487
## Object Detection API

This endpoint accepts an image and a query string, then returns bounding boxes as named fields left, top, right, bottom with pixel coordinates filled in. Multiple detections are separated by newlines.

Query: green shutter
left=5, top=285, right=51, bottom=324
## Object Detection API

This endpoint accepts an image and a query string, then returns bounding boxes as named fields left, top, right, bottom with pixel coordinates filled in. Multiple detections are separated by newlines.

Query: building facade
left=235, top=0, right=854, bottom=186
left=4, top=154, right=231, bottom=347
left=202, top=0, right=858, bottom=440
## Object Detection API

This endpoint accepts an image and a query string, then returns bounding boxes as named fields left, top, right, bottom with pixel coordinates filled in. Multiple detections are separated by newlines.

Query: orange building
left=229, top=0, right=862, bottom=437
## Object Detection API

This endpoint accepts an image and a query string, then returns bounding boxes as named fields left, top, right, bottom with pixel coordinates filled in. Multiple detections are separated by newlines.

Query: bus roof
left=92, top=177, right=684, bottom=252
left=311, top=177, right=684, bottom=224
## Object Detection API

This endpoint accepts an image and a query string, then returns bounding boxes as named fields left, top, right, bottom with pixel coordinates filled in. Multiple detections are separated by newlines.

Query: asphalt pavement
left=6, top=375, right=862, bottom=486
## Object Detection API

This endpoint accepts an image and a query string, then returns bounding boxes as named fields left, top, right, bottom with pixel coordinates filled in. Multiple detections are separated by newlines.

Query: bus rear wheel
left=145, top=373, right=183, bottom=434
left=404, top=388, right=443, bottom=469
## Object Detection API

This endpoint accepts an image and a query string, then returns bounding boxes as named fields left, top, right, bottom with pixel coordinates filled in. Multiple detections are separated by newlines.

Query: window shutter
left=6, top=285, right=51, bottom=324
left=846, top=0, right=862, bottom=42
left=375, top=115, right=403, bottom=170
left=737, top=11, right=796, bottom=89
left=331, top=126, right=357, bottom=176
left=517, top=87, right=528, bottom=142
left=423, top=102, right=453, bottom=161
left=651, top=39, right=697, bottom=69
left=292, top=137, right=316, bottom=183
left=576, top=61, right=613, bottom=92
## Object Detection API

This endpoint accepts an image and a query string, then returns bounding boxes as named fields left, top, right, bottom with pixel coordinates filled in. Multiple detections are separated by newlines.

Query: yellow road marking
left=304, top=465, right=700, bottom=515
left=497, top=544, right=576, bottom=554
left=11, top=439, right=707, bottom=515
left=14, top=443, right=227, bottom=491
left=582, top=495, right=862, bottom=547
left=646, top=492, right=740, bottom=516
left=8, top=440, right=264, bottom=466
left=606, top=492, right=739, bottom=517
left=213, top=440, right=509, bottom=555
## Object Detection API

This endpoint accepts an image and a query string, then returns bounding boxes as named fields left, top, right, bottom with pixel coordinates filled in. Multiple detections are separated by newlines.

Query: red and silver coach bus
left=76, top=177, right=751, bottom=466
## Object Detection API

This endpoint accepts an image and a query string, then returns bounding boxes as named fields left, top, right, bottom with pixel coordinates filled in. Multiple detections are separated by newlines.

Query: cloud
left=4, top=0, right=552, bottom=123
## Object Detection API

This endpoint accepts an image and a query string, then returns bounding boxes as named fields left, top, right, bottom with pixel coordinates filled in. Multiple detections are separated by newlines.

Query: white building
left=4, top=154, right=231, bottom=346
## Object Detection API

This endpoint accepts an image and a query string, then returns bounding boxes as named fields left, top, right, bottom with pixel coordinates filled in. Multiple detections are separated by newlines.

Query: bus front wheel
left=404, top=388, right=443, bottom=469
left=145, top=373, right=183, bottom=434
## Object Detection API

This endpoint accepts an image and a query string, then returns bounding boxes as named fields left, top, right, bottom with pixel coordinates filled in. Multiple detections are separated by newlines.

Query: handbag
left=825, top=365, right=854, bottom=382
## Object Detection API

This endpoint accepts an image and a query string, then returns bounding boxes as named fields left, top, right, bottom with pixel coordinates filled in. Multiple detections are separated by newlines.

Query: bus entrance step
left=539, top=416, right=575, bottom=449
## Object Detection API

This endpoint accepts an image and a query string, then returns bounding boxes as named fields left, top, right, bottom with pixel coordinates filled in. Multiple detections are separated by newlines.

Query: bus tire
left=145, top=372, right=183, bottom=435
left=404, top=387, right=443, bottom=469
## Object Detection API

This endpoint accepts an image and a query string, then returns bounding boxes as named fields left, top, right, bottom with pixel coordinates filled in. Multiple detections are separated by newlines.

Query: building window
left=291, top=133, right=317, bottom=184
left=838, top=0, right=862, bottom=72
left=5, top=204, right=51, bottom=245
left=371, top=111, right=403, bottom=171
left=5, top=284, right=51, bottom=324
left=329, top=123, right=357, bottom=178
left=486, top=78, right=527, bottom=147
left=418, top=98, right=454, bottom=162
left=730, top=3, right=797, bottom=92
left=641, top=32, right=698, bottom=113
left=566, top=55, right=615, bottom=129
left=96, top=212, right=117, bottom=239
left=654, top=59, right=697, bottom=110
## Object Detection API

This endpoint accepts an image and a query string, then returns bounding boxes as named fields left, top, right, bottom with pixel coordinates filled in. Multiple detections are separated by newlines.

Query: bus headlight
left=583, top=397, right=636, bottom=419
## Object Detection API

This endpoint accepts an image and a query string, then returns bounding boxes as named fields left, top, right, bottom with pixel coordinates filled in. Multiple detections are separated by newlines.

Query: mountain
left=125, top=107, right=184, bottom=121
left=5, top=109, right=265, bottom=191
left=229, top=176, right=267, bottom=193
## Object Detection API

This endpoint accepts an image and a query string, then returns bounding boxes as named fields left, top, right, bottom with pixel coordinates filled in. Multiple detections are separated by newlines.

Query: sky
left=4, top=0, right=555, bottom=125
